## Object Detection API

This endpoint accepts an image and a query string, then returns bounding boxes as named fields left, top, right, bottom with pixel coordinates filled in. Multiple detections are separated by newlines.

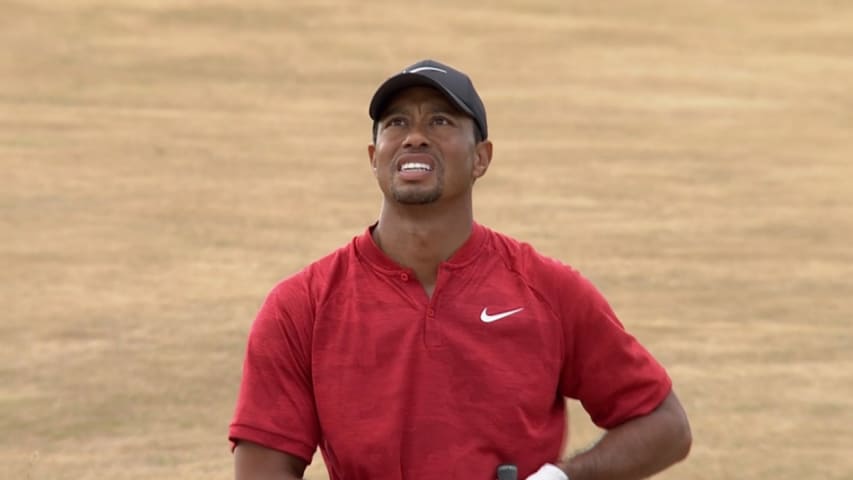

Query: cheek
left=374, top=140, right=398, bottom=164
left=371, top=151, right=390, bottom=174
left=452, top=145, right=479, bottom=175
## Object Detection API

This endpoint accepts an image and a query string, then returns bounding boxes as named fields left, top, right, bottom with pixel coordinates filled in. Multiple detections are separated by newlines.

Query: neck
left=372, top=199, right=474, bottom=294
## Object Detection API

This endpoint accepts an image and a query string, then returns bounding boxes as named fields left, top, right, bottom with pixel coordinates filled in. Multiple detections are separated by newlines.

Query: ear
left=367, top=143, right=378, bottom=176
left=472, top=140, right=493, bottom=180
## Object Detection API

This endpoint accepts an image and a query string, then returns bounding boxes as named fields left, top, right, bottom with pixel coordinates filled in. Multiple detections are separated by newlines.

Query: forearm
left=559, top=392, right=692, bottom=480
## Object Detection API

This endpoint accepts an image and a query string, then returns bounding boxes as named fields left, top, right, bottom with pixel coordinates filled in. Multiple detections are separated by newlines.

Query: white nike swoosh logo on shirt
left=480, top=307, right=524, bottom=323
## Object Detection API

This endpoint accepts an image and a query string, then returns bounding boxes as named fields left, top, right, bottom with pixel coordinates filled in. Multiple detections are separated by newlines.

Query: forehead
left=381, top=86, right=461, bottom=115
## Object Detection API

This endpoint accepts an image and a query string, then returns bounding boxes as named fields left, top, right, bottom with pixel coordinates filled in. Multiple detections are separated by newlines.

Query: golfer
left=230, top=59, right=692, bottom=480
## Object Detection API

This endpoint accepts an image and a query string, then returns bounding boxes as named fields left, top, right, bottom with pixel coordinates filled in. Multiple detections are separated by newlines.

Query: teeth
left=401, top=162, right=432, bottom=172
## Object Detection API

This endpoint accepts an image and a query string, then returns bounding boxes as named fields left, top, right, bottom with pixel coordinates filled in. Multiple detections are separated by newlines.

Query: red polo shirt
left=229, top=223, right=671, bottom=479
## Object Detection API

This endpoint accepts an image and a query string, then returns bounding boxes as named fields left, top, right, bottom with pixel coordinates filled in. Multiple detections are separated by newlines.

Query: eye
left=430, top=115, right=452, bottom=126
left=384, top=116, right=407, bottom=128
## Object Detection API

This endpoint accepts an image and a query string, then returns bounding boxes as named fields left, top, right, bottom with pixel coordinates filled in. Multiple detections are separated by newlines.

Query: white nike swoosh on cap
left=480, top=307, right=524, bottom=323
left=407, top=66, right=447, bottom=74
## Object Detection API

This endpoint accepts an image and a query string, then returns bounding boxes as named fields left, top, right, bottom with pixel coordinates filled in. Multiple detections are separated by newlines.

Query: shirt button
left=427, top=308, right=435, bottom=317
left=400, top=273, right=409, bottom=281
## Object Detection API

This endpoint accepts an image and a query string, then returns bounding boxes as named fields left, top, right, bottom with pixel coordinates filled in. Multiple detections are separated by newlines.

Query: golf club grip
left=497, top=463, right=518, bottom=480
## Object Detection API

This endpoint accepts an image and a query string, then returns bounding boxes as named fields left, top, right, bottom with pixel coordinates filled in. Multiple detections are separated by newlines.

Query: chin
left=392, top=188, right=442, bottom=205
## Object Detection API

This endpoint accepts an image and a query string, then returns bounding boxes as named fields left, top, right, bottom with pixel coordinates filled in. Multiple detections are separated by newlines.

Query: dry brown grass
left=2, top=1, right=852, bottom=478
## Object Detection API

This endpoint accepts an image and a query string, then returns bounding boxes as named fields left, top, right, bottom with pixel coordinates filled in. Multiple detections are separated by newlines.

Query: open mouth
left=399, top=162, right=433, bottom=172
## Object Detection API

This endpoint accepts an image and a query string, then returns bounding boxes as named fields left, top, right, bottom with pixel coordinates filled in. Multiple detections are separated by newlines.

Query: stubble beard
left=391, top=180, right=443, bottom=205
left=387, top=158, right=445, bottom=204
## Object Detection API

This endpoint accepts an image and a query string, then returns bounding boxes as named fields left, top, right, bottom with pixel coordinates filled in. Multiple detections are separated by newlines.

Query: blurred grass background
left=1, top=1, right=852, bottom=478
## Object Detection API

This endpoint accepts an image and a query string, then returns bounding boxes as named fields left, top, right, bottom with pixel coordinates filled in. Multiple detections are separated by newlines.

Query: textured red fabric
left=229, top=223, right=671, bottom=479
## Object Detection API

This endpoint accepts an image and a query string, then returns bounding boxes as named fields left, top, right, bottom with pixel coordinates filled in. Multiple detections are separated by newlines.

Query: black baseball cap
left=369, top=59, right=488, bottom=140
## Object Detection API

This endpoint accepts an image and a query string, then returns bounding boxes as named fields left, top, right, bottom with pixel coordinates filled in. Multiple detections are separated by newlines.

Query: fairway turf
left=2, top=1, right=852, bottom=479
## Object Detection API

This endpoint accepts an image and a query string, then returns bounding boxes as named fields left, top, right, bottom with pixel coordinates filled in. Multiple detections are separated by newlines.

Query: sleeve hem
left=229, top=424, right=316, bottom=464
left=596, top=378, right=673, bottom=430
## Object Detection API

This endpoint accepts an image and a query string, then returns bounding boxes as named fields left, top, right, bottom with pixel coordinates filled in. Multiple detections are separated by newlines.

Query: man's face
left=368, top=87, right=491, bottom=206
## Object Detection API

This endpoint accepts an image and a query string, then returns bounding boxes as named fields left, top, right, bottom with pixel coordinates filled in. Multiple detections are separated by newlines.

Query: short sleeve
left=559, top=273, right=672, bottom=429
left=229, top=277, right=320, bottom=463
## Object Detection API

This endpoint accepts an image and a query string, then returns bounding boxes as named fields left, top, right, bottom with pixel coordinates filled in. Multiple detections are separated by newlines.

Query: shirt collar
left=354, top=221, right=488, bottom=272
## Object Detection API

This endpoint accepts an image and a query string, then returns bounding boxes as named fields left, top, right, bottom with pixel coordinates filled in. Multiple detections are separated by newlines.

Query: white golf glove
left=524, top=463, right=568, bottom=480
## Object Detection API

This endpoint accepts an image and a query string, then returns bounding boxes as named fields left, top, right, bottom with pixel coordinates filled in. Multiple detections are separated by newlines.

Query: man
left=230, top=59, right=692, bottom=480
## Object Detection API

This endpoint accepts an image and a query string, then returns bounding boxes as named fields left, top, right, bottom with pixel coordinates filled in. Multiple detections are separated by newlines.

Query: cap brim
left=368, top=73, right=476, bottom=121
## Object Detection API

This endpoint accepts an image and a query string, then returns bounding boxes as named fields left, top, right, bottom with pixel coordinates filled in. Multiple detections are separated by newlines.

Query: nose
left=403, top=123, right=429, bottom=149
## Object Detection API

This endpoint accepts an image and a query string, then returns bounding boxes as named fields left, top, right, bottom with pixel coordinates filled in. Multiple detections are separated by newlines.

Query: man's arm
left=557, top=391, right=691, bottom=480
left=234, top=441, right=308, bottom=480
